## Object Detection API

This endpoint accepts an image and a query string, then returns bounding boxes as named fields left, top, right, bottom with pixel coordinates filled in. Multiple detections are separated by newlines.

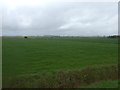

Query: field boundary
left=3, top=64, right=118, bottom=88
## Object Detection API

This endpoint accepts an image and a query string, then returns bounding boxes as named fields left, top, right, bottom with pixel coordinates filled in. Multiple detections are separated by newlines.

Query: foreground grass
left=3, top=64, right=118, bottom=88
left=2, top=37, right=118, bottom=88
left=81, top=80, right=118, bottom=88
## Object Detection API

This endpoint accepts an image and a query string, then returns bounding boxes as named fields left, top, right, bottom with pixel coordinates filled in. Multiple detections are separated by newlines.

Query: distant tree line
left=23, top=35, right=120, bottom=39
left=107, top=35, right=120, bottom=38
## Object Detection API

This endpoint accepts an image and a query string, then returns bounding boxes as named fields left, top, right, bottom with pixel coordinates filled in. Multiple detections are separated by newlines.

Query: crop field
left=2, top=37, right=118, bottom=88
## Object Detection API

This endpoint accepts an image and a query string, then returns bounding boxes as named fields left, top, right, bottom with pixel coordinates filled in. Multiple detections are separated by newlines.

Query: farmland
left=2, top=37, right=118, bottom=88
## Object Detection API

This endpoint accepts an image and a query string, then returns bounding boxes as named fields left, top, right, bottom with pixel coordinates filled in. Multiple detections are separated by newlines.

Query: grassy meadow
left=81, top=80, right=119, bottom=88
left=2, top=37, right=118, bottom=88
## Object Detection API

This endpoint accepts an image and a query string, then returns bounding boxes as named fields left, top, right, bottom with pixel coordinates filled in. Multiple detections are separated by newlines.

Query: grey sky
left=2, top=1, right=118, bottom=36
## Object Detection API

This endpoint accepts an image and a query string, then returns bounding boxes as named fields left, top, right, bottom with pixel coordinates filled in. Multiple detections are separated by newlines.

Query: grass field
left=81, top=80, right=118, bottom=88
left=2, top=37, right=118, bottom=88
left=0, top=37, right=2, bottom=89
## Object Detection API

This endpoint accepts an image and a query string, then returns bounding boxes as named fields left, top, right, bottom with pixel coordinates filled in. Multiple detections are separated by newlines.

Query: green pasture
left=81, top=80, right=118, bottom=88
left=2, top=37, right=118, bottom=88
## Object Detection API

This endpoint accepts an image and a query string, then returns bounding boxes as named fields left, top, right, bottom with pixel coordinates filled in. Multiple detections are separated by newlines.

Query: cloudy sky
left=1, top=0, right=118, bottom=36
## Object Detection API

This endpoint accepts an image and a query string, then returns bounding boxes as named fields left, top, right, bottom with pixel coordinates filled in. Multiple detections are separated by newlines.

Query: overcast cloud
left=2, top=1, right=118, bottom=36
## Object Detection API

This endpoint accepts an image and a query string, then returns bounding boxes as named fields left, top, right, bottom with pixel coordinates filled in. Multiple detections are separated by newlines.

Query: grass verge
left=81, top=80, right=118, bottom=88
left=3, top=64, right=118, bottom=88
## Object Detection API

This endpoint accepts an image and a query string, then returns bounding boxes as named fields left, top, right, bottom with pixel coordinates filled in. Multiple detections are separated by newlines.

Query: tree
left=24, top=36, right=28, bottom=39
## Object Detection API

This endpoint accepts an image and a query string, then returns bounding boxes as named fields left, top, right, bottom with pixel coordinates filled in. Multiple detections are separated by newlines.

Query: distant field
left=2, top=37, right=118, bottom=88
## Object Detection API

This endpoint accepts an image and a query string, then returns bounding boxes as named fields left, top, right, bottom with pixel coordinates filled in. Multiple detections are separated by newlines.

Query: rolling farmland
left=2, top=37, right=118, bottom=88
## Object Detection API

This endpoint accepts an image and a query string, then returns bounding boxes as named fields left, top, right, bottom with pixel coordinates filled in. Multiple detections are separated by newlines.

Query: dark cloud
left=2, top=2, right=118, bottom=36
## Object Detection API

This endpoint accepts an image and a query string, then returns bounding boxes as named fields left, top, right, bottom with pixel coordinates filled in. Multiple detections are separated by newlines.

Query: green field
left=2, top=37, right=118, bottom=88
left=81, top=80, right=118, bottom=88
